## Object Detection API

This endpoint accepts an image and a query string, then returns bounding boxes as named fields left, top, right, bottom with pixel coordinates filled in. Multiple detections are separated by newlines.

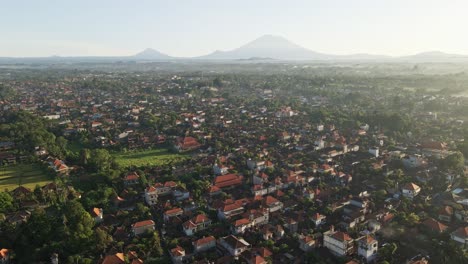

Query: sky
left=2, top=0, right=468, bottom=57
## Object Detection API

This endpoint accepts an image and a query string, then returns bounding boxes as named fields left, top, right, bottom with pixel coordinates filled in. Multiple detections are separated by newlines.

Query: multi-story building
left=323, top=227, right=354, bottom=257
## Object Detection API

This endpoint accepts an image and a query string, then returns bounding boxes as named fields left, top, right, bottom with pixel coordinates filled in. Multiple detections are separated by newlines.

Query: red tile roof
left=194, top=236, right=216, bottom=247
left=102, top=253, right=125, bottom=264
left=234, top=218, right=251, bottom=227
left=331, top=231, right=352, bottom=241
left=264, top=195, right=279, bottom=206
left=192, top=214, right=210, bottom=224
left=125, top=172, right=139, bottom=181
left=214, top=174, right=243, bottom=188
left=422, top=218, right=448, bottom=233
left=221, top=202, right=243, bottom=212
left=132, top=220, right=155, bottom=228
left=452, top=226, right=468, bottom=238
left=165, top=207, right=183, bottom=216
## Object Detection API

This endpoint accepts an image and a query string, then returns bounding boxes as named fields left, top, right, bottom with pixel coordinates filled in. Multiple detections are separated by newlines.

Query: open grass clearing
left=112, top=148, right=188, bottom=168
left=0, top=163, right=52, bottom=191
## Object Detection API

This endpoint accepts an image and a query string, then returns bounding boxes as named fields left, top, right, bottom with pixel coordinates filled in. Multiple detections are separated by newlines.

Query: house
left=402, top=183, right=421, bottom=199
left=193, top=236, right=216, bottom=253
left=232, top=218, right=251, bottom=234
left=101, top=253, right=125, bottom=264
left=311, top=213, right=326, bottom=227
left=208, top=185, right=222, bottom=196
left=253, top=247, right=272, bottom=259
left=263, top=196, right=283, bottom=213
left=174, top=136, right=201, bottom=152
left=173, top=186, right=190, bottom=201
left=6, top=210, right=31, bottom=225
left=213, top=164, right=229, bottom=175
left=245, top=255, right=267, bottom=264
left=132, top=220, right=155, bottom=236
left=284, top=217, right=298, bottom=233
left=357, top=235, right=378, bottom=263
left=219, top=235, right=251, bottom=256
left=47, top=158, right=70, bottom=175
left=123, top=172, right=140, bottom=186
left=144, top=186, right=158, bottom=206
left=164, top=207, right=184, bottom=222
left=422, top=218, right=448, bottom=233
left=218, top=202, right=244, bottom=220
left=450, top=226, right=468, bottom=246
left=11, top=186, right=32, bottom=199
left=214, top=174, right=243, bottom=189
left=455, top=210, right=468, bottom=223
left=169, top=245, right=186, bottom=264
left=0, top=249, right=10, bottom=264
left=438, top=206, right=453, bottom=222
left=243, top=209, right=269, bottom=227
left=298, top=235, right=316, bottom=252
left=403, top=155, right=426, bottom=169
left=182, top=214, right=211, bottom=236
left=90, top=207, right=103, bottom=223
left=323, top=227, right=354, bottom=256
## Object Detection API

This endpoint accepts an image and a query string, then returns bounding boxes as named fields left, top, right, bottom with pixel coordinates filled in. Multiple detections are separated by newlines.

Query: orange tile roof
left=0, top=249, right=9, bottom=258
left=102, top=253, right=125, bottom=264
left=170, top=246, right=185, bottom=257
left=91, top=207, right=102, bottom=217
left=403, top=182, right=420, bottom=191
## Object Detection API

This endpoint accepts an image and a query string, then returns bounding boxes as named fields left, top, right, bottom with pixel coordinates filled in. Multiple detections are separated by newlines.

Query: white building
left=357, top=235, right=378, bottom=263
left=323, top=227, right=354, bottom=257
left=144, top=186, right=158, bottom=205
left=368, top=147, right=379, bottom=158
left=402, top=183, right=421, bottom=199
left=219, top=235, right=250, bottom=256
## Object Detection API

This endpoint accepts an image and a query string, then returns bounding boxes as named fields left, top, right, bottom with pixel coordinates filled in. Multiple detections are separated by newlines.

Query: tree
left=378, top=242, right=398, bottom=262
left=148, top=231, right=163, bottom=257
left=95, top=228, right=113, bottom=253
left=0, top=192, right=14, bottom=213
left=441, top=151, right=465, bottom=173
left=61, top=200, right=95, bottom=253
left=89, top=149, right=112, bottom=172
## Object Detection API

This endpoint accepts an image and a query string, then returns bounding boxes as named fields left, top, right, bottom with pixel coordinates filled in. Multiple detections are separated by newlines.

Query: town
left=0, top=63, right=468, bottom=264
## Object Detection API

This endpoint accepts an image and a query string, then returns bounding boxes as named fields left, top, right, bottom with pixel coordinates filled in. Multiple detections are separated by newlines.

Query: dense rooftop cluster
left=0, top=66, right=468, bottom=263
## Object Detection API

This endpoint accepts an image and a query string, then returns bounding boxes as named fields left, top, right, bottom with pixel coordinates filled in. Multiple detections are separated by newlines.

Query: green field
left=112, top=148, right=189, bottom=168
left=0, top=164, right=52, bottom=191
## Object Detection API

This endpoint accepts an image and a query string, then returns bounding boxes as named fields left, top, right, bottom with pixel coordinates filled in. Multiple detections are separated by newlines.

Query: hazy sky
left=2, top=0, right=468, bottom=57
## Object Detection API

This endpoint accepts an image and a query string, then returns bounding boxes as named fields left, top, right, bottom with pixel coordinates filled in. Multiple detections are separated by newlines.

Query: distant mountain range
left=2, top=35, right=468, bottom=63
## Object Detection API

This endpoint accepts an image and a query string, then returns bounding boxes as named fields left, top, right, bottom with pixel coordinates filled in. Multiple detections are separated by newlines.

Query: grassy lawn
left=112, top=148, right=189, bottom=168
left=0, top=164, right=52, bottom=191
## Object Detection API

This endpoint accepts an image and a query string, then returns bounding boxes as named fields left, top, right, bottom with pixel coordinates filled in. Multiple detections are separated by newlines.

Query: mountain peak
left=133, top=48, right=172, bottom=59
